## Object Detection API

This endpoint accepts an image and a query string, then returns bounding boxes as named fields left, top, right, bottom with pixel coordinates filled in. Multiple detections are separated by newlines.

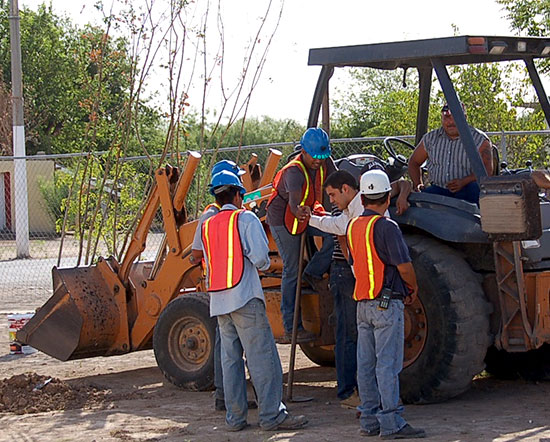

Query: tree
left=497, top=0, right=550, bottom=38
left=330, top=62, right=547, bottom=167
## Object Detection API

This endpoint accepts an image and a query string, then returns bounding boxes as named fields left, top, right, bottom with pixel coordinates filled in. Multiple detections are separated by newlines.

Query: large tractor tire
left=400, top=235, right=492, bottom=404
left=299, top=343, right=335, bottom=367
left=153, top=293, right=216, bottom=391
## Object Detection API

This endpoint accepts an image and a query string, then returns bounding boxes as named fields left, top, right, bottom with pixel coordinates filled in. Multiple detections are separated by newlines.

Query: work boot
left=340, top=390, right=360, bottom=409
left=359, top=426, right=380, bottom=437
left=215, top=398, right=257, bottom=411
left=226, top=422, right=250, bottom=432
left=380, top=424, right=426, bottom=439
left=265, top=414, right=308, bottom=431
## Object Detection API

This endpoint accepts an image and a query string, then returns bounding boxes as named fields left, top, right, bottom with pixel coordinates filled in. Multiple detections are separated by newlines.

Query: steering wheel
left=383, top=137, right=415, bottom=167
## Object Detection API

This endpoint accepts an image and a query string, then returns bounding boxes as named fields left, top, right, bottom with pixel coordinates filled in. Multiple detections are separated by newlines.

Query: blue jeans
left=423, top=181, right=480, bottom=204
left=217, top=298, right=287, bottom=430
left=270, top=224, right=334, bottom=333
left=329, top=260, right=357, bottom=400
left=214, top=323, right=225, bottom=400
left=357, top=299, right=406, bottom=437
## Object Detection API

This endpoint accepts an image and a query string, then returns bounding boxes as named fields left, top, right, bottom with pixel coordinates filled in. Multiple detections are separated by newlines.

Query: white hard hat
left=359, top=170, right=392, bottom=199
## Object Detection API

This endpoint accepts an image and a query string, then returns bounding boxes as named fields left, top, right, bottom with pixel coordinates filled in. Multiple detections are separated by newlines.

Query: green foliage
left=216, top=116, right=304, bottom=148
left=331, top=62, right=548, bottom=167
left=0, top=3, right=164, bottom=155
left=497, top=0, right=550, bottom=37
left=497, top=0, right=550, bottom=74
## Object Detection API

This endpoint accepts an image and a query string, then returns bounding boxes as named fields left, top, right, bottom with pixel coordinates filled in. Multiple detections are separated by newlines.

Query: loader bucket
left=16, top=264, right=124, bottom=361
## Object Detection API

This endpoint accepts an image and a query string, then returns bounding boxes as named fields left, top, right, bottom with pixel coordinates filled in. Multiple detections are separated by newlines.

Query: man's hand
left=395, top=194, right=410, bottom=215
left=295, top=205, right=311, bottom=223
left=446, top=178, right=466, bottom=193
left=190, top=249, right=203, bottom=265
left=404, top=288, right=417, bottom=305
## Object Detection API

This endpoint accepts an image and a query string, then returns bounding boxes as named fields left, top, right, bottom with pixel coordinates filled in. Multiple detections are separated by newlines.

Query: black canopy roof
left=308, top=36, right=550, bottom=69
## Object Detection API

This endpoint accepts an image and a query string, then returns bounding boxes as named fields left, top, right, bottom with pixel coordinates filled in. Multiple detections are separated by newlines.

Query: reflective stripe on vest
left=347, top=215, right=385, bottom=301
left=202, top=209, right=245, bottom=292
left=204, top=202, right=221, bottom=212
left=267, top=154, right=326, bottom=235
left=200, top=203, right=221, bottom=272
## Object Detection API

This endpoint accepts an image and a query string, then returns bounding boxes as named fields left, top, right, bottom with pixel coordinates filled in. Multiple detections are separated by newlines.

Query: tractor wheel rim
left=169, top=316, right=211, bottom=371
left=403, top=296, right=427, bottom=368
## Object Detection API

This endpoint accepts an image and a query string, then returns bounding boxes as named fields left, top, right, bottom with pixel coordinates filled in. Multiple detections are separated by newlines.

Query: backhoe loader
left=17, top=148, right=337, bottom=390
left=18, top=35, right=550, bottom=404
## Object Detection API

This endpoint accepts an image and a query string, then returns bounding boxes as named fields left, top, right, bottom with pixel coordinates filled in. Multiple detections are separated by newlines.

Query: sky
left=20, top=0, right=514, bottom=124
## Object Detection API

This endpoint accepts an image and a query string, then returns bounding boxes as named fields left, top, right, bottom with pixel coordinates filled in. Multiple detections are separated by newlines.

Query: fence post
left=9, top=0, right=29, bottom=258
left=499, top=130, right=507, bottom=163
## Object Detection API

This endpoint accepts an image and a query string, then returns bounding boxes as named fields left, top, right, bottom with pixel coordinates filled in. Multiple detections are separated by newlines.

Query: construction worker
left=408, top=102, right=493, bottom=204
left=347, top=169, right=424, bottom=439
left=266, top=127, right=336, bottom=342
left=190, top=160, right=256, bottom=412
left=307, top=166, right=411, bottom=409
left=201, top=170, right=308, bottom=432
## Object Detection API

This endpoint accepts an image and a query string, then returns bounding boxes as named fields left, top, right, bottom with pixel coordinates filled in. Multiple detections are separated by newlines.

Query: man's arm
left=397, top=262, right=418, bottom=305
left=446, top=139, right=493, bottom=192
left=532, top=170, right=550, bottom=189
left=408, top=141, right=428, bottom=191
left=240, top=212, right=271, bottom=272
left=390, top=179, right=412, bottom=215
left=479, top=140, right=494, bottom=176
left=309, top=211, right=350, bottom=236
left=285, top=169, right=310, bottom=222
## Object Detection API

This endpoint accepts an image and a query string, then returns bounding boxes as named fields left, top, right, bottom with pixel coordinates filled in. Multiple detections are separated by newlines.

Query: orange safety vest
left=202, top=209, right=245, bottom=292
left=267, top=154, right=326, bottom=235
left=346, top=215, right=385, bottom=301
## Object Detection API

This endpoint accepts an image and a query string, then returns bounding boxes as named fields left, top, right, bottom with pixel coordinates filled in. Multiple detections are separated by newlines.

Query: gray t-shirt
left=266, top=157, right=336, bottom=227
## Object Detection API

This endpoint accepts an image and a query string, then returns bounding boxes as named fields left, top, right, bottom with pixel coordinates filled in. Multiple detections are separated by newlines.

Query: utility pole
left=9, top=0, right=29, bottom=258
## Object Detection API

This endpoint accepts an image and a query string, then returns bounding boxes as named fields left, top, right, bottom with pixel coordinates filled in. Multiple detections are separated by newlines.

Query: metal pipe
left=9, top=0, right=29, bottom=258
left=173, top=151, right=201, bottom=212
left=286, top=232, right=306, bottom=401
left=259, top=148, right=282, bottom=188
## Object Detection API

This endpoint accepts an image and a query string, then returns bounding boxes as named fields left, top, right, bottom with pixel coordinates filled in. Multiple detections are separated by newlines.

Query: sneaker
left=359, top=426, right=380, bottom=437
left=340, top=391, right=360, bottom=409
left=380, top=424, right=426, bottom=439
left=215, top=398, right=258, bottom=412
left=226, top=422, right=249, bottom=432
left=265, top=414, right=308, bottom=431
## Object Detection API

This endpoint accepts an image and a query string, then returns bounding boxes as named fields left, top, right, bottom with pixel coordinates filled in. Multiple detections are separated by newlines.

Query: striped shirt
left=422, top=126, right=488, bottom=187
left=330, top=206, right=347, bottom=262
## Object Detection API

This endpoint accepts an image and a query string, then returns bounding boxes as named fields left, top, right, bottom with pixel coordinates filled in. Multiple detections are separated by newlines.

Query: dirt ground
left=0, top=313, right=549, bottom=442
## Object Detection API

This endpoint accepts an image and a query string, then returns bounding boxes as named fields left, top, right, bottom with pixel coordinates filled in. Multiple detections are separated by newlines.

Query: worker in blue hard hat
left=211, top=159, right=247, bottom=178
left=200, top=169, right=308, bottom=431
left=266, top=127, right=336, bottom=343
left=190, top=162, right=257, bottom=413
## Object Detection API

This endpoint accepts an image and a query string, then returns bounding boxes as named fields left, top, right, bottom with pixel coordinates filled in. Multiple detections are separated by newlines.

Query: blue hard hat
left=300, top=127, right=331, bottom=159
left=209, top=170, right=247, bottom=196
left=211, top=160, right=245, bottom=178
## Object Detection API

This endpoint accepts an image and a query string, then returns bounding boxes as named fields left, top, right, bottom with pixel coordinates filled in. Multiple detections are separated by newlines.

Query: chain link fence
left=1, top=131, right=549, bottom=312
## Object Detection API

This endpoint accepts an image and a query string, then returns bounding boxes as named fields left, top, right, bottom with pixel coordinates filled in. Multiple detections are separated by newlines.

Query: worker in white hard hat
left=306, top=165, right=411, bottom=410
left=346, top=170, right=425, bottom=439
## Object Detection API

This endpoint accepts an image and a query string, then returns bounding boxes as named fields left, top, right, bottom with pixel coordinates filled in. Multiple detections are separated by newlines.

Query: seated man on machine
left=408, top=102, right=493, bottom=204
